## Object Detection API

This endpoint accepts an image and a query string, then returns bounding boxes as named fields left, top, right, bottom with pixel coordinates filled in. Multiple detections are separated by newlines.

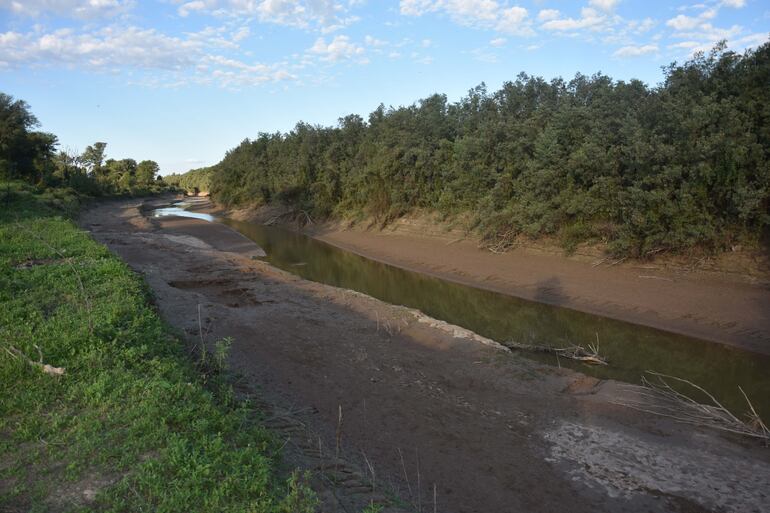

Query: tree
left=197, top=39, right=770, bottom=258
left=0, top=92, right=57, bottom=182
left=81, top=142, right=107, bottom=176
left=136, top=160, right=160, bottom=184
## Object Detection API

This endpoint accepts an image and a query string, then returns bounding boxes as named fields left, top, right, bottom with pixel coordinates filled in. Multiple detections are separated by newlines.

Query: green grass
left=0, top=182, right=315, bottom=512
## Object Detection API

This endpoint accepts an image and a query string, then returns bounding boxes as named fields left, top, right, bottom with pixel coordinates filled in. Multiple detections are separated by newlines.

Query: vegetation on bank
left=1, top=92, right=168, bottom=196
left=197, top=41, right=770, bottom=258
left=164, top=167, right=213, bottom=194
left=0, top=182, right=316, bottom=511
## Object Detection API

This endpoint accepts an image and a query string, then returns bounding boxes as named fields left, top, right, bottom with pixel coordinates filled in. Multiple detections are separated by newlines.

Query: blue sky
left=1, top=1, right=768, bottom=174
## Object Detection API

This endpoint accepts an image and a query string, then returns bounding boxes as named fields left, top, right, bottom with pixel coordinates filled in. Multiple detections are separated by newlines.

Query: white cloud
left=665, top=1, right=764, bottom=59
left=541, top=7, right=608, bottom=31
left=666, top=14, right=700, bottom=31
left=309, top=34, right=367, bottom=62
left=628, top=17, right=655, bottom=34
left=399, top=1, right=534, bottom=36
left=497, top=6, right=530, bottom=35
left=231, top=26, right=250, bottom=42
left=612, top=43, right=657, bottom=57
left=399, top=0, right=435, bottom=16
left=364, top=35, right=387, bottom=47
left=0, top=24, right=296, bottom=88
left=178, top=1, right=206, bottom=17
left=589, top=0, right=619, bottom=11
left=173, top=0, right=360, bottom=32
left=0, top=0, right=134, bottom=19
left=674, top=22, right=743, bottom=41
left=665, top=7, right=717, bottom=31
left=668, top=32, right=766, bottom=56
left=0, top=26, right=198, bottom=69
left=537, top=9, right=560, bottom=21
left=489, top=36, right=506, bottom=46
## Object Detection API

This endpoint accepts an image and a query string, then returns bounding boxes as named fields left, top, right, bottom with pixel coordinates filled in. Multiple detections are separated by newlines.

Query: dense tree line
left=205, top=41, right=770, bottom=257
left=164, top=167, right=212, bottom=194
left=1, top=93, right=165, bottom=195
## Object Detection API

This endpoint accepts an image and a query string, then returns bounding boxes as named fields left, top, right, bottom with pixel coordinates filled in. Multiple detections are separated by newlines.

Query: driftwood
left=3, top=345, right=65, bottom=376
left=505, top=339, right=608, bottom=365
left=613, top=371, right=769, bottom=442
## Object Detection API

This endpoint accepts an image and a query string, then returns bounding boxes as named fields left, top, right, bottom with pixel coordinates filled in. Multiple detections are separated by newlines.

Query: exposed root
left=613, top=371, right=769, bottom=442
left=3, top=344, right=65, bottom=376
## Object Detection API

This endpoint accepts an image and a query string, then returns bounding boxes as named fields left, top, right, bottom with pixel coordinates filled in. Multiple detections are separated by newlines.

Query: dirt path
left=80, top=198, right=770, bottom=513
left=302, top=221, right=770, bottom=355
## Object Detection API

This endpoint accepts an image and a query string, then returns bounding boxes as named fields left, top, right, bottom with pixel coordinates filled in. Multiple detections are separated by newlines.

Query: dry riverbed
left=80, top=197, right=770, bottom=513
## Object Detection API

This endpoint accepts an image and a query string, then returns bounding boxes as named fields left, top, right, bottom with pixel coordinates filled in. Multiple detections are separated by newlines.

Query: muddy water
left=154, top=203, right=770, bottom=417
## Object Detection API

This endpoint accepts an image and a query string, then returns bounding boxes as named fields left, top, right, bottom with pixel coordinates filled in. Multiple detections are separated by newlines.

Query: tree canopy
left=202, top=41, right=770, bottom=257
left=0, top=93, right=165, bottom=195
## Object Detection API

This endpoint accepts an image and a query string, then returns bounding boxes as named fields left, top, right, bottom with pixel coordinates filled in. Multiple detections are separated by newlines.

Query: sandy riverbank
left=250, top=211, right=770, bottom=355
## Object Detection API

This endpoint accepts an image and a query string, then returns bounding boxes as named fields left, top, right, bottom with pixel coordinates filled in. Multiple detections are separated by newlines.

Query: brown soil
left=79, top=197, right=770, bottom=513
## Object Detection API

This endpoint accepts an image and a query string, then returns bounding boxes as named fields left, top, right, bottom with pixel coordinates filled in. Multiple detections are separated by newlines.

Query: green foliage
left=0, top=182, right=315, bottom=512
left=0, top=94, right=168, bottom=196
left=277, top=472, right=318, bottom=513
left=0, top=93, right=57, bottom=183
left=195, top=41, right=770, bottom=257
left=164, top=167, right=213, bottom=194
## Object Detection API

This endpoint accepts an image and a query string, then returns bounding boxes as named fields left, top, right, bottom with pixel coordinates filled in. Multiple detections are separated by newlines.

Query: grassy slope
left=0, top=183, right=314, bottom=512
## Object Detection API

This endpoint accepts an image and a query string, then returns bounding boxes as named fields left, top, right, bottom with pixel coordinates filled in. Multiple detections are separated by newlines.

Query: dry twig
left=613, top=371, right=769, bottom=442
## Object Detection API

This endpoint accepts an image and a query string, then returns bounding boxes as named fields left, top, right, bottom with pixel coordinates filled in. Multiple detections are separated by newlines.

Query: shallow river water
left=154, top=202, right=770, bottom=418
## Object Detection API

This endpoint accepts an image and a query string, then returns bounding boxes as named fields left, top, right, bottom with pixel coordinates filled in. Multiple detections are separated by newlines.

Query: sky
left=1, top=1, right=768, bottom=174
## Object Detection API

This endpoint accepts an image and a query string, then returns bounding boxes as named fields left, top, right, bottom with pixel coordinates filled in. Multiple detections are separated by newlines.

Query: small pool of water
left=154, top=203, right=770, bottom=418
left=153, top=203, right=214, bottom=222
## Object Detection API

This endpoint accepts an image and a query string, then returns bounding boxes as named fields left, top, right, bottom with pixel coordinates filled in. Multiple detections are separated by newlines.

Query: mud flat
left=81, top=197, right=770, bottom=513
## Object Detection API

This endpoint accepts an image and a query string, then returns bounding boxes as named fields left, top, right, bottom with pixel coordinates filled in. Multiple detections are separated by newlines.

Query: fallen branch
left=505, top=339, right=608, bottom=365
left=3, top=344, right=65, bottom=376
left=297, top=210, right=314, bottom=226
left=613, top=371, right=769, bottom=442
left=481, top=230, right=516, bottom=254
